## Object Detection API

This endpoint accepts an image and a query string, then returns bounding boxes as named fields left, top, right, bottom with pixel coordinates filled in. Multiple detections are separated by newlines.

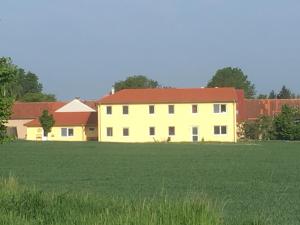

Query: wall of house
left=6, top=119, right=33, bottom=139
left=98, top=102, right=237, bottom=143
left=27, top=126, right=88, bottom=141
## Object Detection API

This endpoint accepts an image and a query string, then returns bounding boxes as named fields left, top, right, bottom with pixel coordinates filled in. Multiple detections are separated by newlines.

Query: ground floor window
left=107, top=127, right=113, bottom=136
left=169, top=126, right=175, bottom=136
left=192, top=127, right=198, bottom=142
left=214, top=126, right=227, bottom=135
left=61, top=128, right=74, bottom=137
left=123, top=128, right=129, bottom=136
left=149, top=127, right=155, bottom=136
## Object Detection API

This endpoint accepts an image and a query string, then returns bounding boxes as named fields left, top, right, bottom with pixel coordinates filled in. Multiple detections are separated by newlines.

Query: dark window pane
left=192, top=127, right=198, bottom=135
left=149, top=105, right=155, bottom=114
left=192, top=105, right=198, bottom=113
left=221, top=104, right=227, bottom=113
left=192, top=136, right=198, bottom=142
left=169, top=105, right=174, bottom=114
left=169, top=126, right=175, bottom=135
left=214, top=126, right=220, bottom=135
left=149, top=127, right=155, bottom=136
left=221, top=126, right=227, bottom=134
left=106, top=106, right=112, bottom=114
left=123, top=106, right=129, bottom=114
left=68, top=128, right=74, bottom=136
left=123, top=128, right=129, bottom=136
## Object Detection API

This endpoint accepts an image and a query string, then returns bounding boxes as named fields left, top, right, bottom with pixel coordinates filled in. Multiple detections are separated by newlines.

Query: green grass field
left=1, top=141, right=300, bottom=224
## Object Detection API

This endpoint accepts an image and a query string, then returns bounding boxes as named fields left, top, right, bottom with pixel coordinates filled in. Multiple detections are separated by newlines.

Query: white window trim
left=106, top=127, right=113, bottom=137
left=213, top=125, right=228, bottom=136
left=191, top=126, right=199, bottom=142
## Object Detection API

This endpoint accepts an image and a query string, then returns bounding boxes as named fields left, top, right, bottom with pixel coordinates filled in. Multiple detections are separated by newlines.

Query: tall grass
left=0, top=177, right=269, bottom=225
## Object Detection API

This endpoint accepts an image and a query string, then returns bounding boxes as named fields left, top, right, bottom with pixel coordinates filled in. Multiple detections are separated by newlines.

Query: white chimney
left=111, top=86, right=115, bottom=95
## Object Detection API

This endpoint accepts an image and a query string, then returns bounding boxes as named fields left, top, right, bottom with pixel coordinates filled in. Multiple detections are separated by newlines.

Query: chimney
left=111, top=86, right=115, bottom=95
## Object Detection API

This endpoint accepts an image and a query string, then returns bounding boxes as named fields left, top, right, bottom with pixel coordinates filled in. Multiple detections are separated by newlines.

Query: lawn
left=1, top=141, right=300, bottom=224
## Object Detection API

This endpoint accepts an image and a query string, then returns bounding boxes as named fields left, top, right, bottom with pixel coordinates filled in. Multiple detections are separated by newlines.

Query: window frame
left=123, top=105, right=129, bottom=115
left=123, top=128, right=129, bottom=137
left=168, top=126, right=175, bottom=136
left=149, top=105, right=155, bottom=114
left=214, top=126, right=227, bottom=135
left=149, top=127, right=155, bottom=136
left=213, top=104, right=227, bottom=114
left=192, top=105, right=198, bottom=114
left=168, top=105, right=175, bottom=114
left=106, top=106, right=112, bottom=115
left=106, top=127, right=113, bottom=137
left=61, top=128, right=74, bottom=137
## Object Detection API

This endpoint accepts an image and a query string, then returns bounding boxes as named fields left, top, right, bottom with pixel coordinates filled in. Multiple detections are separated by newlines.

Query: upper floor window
left=106, top=106, right=112, bottom=115
left=149, top=105, right=155, bottom=114
left=192, top=105, right=198, bottom=114
left=168, top=105, right=175, bottom=114
left=61, top=128, right=74, bottom=137
left=214, top=104, right=227, bottom=113
left=123, top=106, right=129, bottom=115
left=214, top=126, right=227, bottom=135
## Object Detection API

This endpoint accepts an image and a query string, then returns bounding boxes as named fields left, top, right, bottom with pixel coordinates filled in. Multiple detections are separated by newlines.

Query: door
left=192, top=127, right=198, bottom=142
left=42, top=129, right=48, bottom=141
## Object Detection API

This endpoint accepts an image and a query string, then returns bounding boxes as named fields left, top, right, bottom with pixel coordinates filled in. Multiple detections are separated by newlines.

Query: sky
left=1, top=0, right=300, bottom=100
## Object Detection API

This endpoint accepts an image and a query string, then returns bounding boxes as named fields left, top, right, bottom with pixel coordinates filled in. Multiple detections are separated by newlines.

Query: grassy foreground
left=1, top=141, right=300, bottom=224
left=0, top=176, right=226, bottom=225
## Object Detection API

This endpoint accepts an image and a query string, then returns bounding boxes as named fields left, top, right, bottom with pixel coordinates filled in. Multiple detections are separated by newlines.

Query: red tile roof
left=99, top=88, right=239, bottom=104
left=236, top=90, right=246, bottom=122
left=25, top=112, right=97, bottom=127
left=245, top=99, right=300, bottom=120
left=10, top=102, right=66, bottom=119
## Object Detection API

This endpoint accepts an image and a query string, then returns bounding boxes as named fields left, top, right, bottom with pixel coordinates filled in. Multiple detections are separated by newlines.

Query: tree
left=243, top=116, right=273, bottom=140
left=39, top=110, right=55, bottom=137
left=114, top=75, right=160, bottom=92
left=257, top=94, right=268, bottom=99
left=277, top=85, right=293, bottom=99
left=0, top=57, right=17, bottom=142
left=268, top=90, right=277, bottom=99
left=273, top=105, right=300, bottom=140
left=207, top=67, right=256, bottom=98
left=20, top=92, right=56, bottom=102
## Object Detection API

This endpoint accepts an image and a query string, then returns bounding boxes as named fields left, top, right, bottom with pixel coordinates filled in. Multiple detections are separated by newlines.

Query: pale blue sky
left=1, top=0, right=299, bottom=100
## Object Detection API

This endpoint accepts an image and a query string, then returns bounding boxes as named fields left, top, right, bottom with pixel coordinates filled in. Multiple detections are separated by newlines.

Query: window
left=123, top=106, right=129, bottom=115
left=107, top=127, right=113, bottom=136
left=61, top=128, right=74, bottom=137
left=213, top=104, right=227, bottom=113
left=192, top=127, right=198, bottom=142
left=123, top=128, right=129, bottom=136
left=149, top=105, right=155, bottom=114
left=214, top=126, right=227, bottom=135
left=169, top=126, right=175, bottom=136
left=106, top=106, right=112, bottom=115
left=89, top=127, right=95, bottom=132
left=192, top=105, right=198, bottom=113
left=168, top=105, right=175, bottom=114
left=149, top=127, right=155, bottom=136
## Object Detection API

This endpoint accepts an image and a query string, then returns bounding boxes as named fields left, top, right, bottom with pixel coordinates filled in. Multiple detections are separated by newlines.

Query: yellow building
left=26, top=112, right=98, bottom=141
left=98, top=88, right=239, bottom=143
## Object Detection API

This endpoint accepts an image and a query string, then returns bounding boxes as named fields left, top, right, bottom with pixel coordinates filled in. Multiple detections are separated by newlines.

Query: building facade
left=98, top=88, right=239, bottom=143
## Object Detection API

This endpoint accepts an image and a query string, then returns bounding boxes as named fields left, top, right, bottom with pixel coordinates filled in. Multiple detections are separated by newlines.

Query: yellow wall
left=98, top=102, right=237, bottom=143
left=26, top=125, right=98, bottom=142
